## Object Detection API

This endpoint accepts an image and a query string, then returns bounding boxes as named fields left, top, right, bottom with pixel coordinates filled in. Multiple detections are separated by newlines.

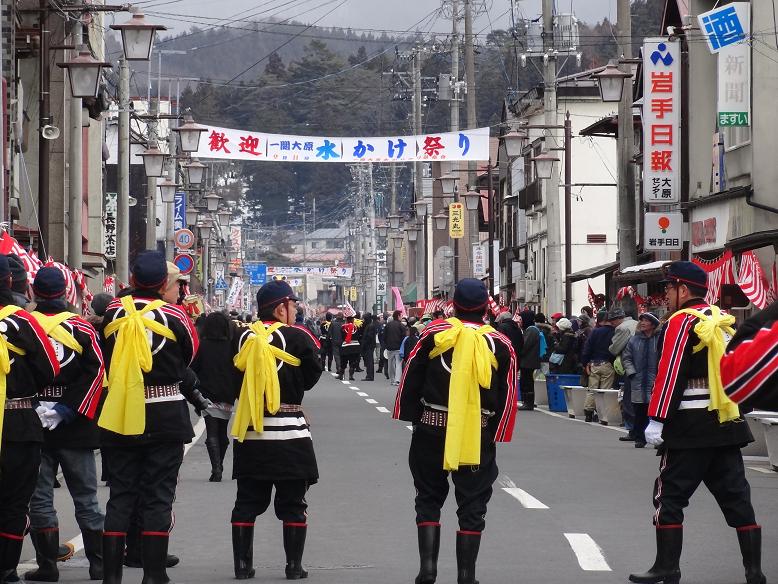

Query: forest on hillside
left=158, top=0, right=664, bottom=229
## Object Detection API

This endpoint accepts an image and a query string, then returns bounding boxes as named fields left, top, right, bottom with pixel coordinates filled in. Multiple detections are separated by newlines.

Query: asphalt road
left=21, top=370, right=778, bottom=583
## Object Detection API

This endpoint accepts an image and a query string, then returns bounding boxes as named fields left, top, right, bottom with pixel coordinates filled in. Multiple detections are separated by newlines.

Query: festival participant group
left=0, top=251, right=776, bottom=584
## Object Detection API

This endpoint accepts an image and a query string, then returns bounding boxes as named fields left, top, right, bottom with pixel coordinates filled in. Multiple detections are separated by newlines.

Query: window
left=586, top=234, right=607, bottom=244
left=723, top=126, right=750, bottom=150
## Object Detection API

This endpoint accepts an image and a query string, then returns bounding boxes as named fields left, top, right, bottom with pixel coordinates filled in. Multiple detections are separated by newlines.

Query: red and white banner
left=196, top=125, right=491, bottom=163
left=391, top=286, right=407, bottom=317
left=737, top=251, right=768, bottom=309
left=343, top=300, right=356, bottom=317
left=693, top=250, right=735, bottom=305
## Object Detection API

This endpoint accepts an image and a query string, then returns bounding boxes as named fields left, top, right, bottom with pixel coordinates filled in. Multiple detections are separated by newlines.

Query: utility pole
left=463, top=0, right=477, bottom=281
left=302, top=207, right=308, bottom=304
left=117, top=58, right=130, bottom=282
left=451, top=0, right=461, bottom=287
left=413, top=47, right=425, bottom=299
left=67, top=18, right=83, bottom=269
left=542, top=0, right=563, bottom=314
left=145, top=100, right=158, bottom=250
left=368, top=162, right=377, bottom=313
left=38, top=0, right=50, bottom=257
left=617, top=0, right=637, bottom=270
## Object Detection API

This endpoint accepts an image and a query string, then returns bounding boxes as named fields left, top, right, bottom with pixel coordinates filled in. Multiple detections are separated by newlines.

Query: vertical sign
left=707, top=3, right=750, bottom=127
left=230, top=225, right=241, bottom=251
left=449, top=202, right=464, bottom=238
left=104, top=192, right=117, bottom=259
left=643, top=38, right=681, bottom=203
left=173, top=192, right=186, bottom=232
left=472, top=244, right=486, bottom=277
left=349, top=286, right=358, bottom=302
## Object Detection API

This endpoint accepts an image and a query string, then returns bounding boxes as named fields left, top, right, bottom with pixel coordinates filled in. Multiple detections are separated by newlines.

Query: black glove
left=189, top=389, right=213, bottom=417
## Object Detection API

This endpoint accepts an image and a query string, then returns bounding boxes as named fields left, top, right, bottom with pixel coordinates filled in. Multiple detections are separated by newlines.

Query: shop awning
left=567, top=260, right=619, bottom=283
left=613, top=260, right=672, bottom=283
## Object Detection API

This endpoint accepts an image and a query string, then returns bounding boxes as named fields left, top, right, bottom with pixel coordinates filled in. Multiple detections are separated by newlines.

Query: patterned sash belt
left=144, top=384, right=183, bottom=403
left=420, top=407, right=489, bottom=429
left=5, top=398, right=33, bottom=410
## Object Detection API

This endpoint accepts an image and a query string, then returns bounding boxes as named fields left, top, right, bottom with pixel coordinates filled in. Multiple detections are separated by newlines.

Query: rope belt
left=39, top=386, right=66, bottom=399
left=421, top=407, right=489, bottom=429
left=144, top=384, right=183, bottom=403
left=272, top=404, right=304, bottom=413
left=5, top=398, right=33, bottom=410
left=687, top=378, right=709, bottom=390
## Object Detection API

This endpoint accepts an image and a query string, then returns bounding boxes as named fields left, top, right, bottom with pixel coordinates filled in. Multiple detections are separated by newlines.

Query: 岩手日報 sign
left=643, top=38, right=681, bottom=204
left=644, top=212, right=683, bottom=251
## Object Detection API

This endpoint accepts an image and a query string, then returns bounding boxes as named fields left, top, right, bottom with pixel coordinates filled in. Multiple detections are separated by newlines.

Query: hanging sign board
left=196, top=126, right=491, bottom=163
left=449, top=203, right=464, bottom=239
left=644, top=212, right=683, bottom=250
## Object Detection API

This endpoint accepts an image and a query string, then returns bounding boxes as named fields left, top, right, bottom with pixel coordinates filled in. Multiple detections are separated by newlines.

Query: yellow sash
left=31, top=311, right=83, bottom=354
left=675, top=306, right=740, bottom=423
left=429, top=318, right=498, bottom=470
left=98, top=297, right=177, bottom=435
left=0, top=305, right=27, bottom=453
left=231, top=321, right=301, bottom=442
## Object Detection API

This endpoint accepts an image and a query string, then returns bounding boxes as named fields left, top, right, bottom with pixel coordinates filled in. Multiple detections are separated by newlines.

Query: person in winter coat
left=399, top=323, right=420, bottom=367
left=327, top=312, right=345, bottom=376
left=383, top=311, right=407, bottom=385
left=191, top=311, right=240, bottom=482
left=495, top=312, right=523, bottom=358
left=610, top=309, right=639, bottom=435
left=549, top=318, right=578, bottom=374
left=360, top=313, right=377, bottom=381
left=621, top=313, right=660, bottom=448
left=534, top=313, right=555, bottom=374
left=518, top=311, right=541, bottom=410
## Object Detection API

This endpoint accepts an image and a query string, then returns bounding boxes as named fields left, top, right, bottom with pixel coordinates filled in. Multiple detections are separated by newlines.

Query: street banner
left=104, top=192, right=117, bottom=259
left=449, top=203, right=464, bottom=239
left=226, top=277, right=244, bottom=308
left=230, top=225, right=241, bottom=251
left=644, top=212, right=683, bottom=250
left=173, top=191, right=185, bottom=232
left=643, top=38, right=681, bottom=204
left=267, top=265, right=353, bottom=278
left=196, top=125, right=491, bottom=163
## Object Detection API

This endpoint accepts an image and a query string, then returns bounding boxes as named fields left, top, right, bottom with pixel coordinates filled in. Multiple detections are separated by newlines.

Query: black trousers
left=0, top=440, right=41, bottom=568
left=231, top=478, right=309, bottom=524
left=519, top=368, right=535, bottom=406
left=342, top=352, right=360, bottom=374
left=409, top=429, right=498, bottom=532
left=633, top=403, right=649, bottom=443
left=362, top=349, right=375, bottom=379
left=204, top=416, right=230, bottom=464
left=103, top=442, right=184, bottom=534
left=653, top=446, right=757, bottom=527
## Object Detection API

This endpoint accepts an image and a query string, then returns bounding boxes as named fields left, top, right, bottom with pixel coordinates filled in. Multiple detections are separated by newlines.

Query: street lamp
left=462, top=190, right=482, bottom=212
left=173, top=111, right=208, bottom=153
left=433, top=210, right=448, bottom=231
left=502, top=130, right=527, bottom=158
left=595, top=59, right=633, bottom=103
left=157, top=175, right=180, bottom=203
left=204, top=191, right=222, bottom=212
left=392, top=235, right=403, bottom=249
left=406, top=225, right=420, bottom=242
left=218, top=209, right=232, bottom=226
left=197, top=223, right=212, bottom=243
left=184, top=158, right=207, bottom=186
left=57, top=47, right=112, bottom=98
left=185, top=207, right=198, bottom=226
left=532, top=150, right=560, bottom=180
left=388, top=214, right=402, bottom=230
left=377, top=225, right=389, bottom=238
left=110, top=10, right=167, bottom=61
left=437, top=174, right=458, bottom=195
left=413, top=200, right=428, bottom=217
left=138, top=141, right=167, bottom=177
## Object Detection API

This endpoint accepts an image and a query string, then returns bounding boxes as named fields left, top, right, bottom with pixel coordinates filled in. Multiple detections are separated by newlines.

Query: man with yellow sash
left=0, top=255, right=61, bottom=584
left=23, top=267, right=106, bottom=582
left=392, top=279, right=517, bottom=584
left=630, top=261, right=764, bottom=584
left=98, top=251, right=199, bottom=584
left=230, top=279, right=322, bottom=581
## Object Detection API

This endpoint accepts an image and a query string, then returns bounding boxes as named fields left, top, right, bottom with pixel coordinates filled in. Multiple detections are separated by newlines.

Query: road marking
left=357, top=392, right=368, bottom=397
left=365, top=398, right=378, bottom=404
left=376, top=406, right=390, bottom=413
left=748, top=466, right=776, bottom=474
left=349, top=386, right=360, bottom=390
left=502, top=487, right=549, bottom=509
left=564, top=533, right=611, bottom=571
left=406, top=425, right=413, bottom=430
left=341, top=380, right=350, bottom=385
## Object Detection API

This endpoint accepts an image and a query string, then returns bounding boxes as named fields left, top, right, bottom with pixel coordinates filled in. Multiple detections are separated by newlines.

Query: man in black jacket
left=327, top=312, right=345, bottom=377
left=360, top=313, right=377, bottom=381
left=24, top=268, right=106, bottom=582
left=384, top=311, right=407, bottom=385
left=0, top=256, right=61, bottom=584
left=230, top=280, right=322, bottom=580
left=99, top=251, right=200, bottom=584
left=629, top=262, right=763, bottom=584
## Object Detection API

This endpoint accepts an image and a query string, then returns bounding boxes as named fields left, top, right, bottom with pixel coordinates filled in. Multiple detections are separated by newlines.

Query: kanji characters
left=458, top=133, right=470, bottom=156
left=650, top=125, right=673, bottom=146
left=387, top=138, right=407, bottom=159
left=650, top=150, right=673, bottom=172
left=650, top=72, right=674, bottom=93
left=352, top=140, right=375, bottom=159
left=238, top=135, right=261, bottom=156
left=316, top=139, right=340, bottom=161
left=423, top=136, right=445, bottom=157
left=701, top=5, right=745, bottom=51
left=208, top=131, right=231, bottom=153
left=651, top=98, right=673, bottom=119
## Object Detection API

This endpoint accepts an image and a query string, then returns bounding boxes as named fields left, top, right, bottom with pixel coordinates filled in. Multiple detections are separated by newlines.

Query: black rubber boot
left=24, top=529, right=59, bottom=582
left=82, top=530, right=104, bottom=581
left=232, top=524, right=255, bottom=580
left=206, top=442, right=223, bottom=482
left=1, top=537, right=24, bottom=583
left=140, top=535, right=171, bottom=584
left=348, top=367, right=355, bottom=381
left=584, top=410, right=594, bottom=423
left=414, top=524, right=440, bottom=584
left=737, top=526, right=767, bottom=584
left=102, top=533, right=125, bottom=584
left=629, top=527, right=682, bottom=584
left=125, top=531, right=177, bottom=569
left=518, top=393, right=535, bottom=410
left=455, top=531, right=481, bottom=584
left=283, top=524, right=308, bottom=580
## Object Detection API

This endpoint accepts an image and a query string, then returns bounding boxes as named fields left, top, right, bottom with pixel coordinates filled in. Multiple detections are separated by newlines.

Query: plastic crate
left=545, top=374, right=579, bottom=413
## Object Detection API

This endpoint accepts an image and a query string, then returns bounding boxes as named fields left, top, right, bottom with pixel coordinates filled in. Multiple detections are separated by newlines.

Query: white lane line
left=349, top=386, right=360, bottom=390
left=502, top=487, right=549, bottom=509
left=564, top=533, right=611, bottom=571
left=406, top=425, right=413, bottom=430
left=748, top=466, right=776, bottom=474
left=351, top=387, right=360, bottom=391
left=376, top=406, right=390, bottom=413
left=365, top=398, right=378, bottom=404
left=357, top=392, right=368, bottom=397
left=341, top=380, right=350, bottom=385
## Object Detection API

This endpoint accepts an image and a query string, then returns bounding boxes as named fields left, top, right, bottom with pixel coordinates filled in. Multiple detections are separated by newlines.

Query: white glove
left=35, top=405, right=51, bottom=428
left=645, top=420, right=664, bottom=446
left=42, top=409, right=64, bottom=431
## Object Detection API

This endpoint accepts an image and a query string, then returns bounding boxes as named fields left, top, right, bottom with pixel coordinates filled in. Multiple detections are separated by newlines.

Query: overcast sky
left=149, top=0, right=618, bottom=38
